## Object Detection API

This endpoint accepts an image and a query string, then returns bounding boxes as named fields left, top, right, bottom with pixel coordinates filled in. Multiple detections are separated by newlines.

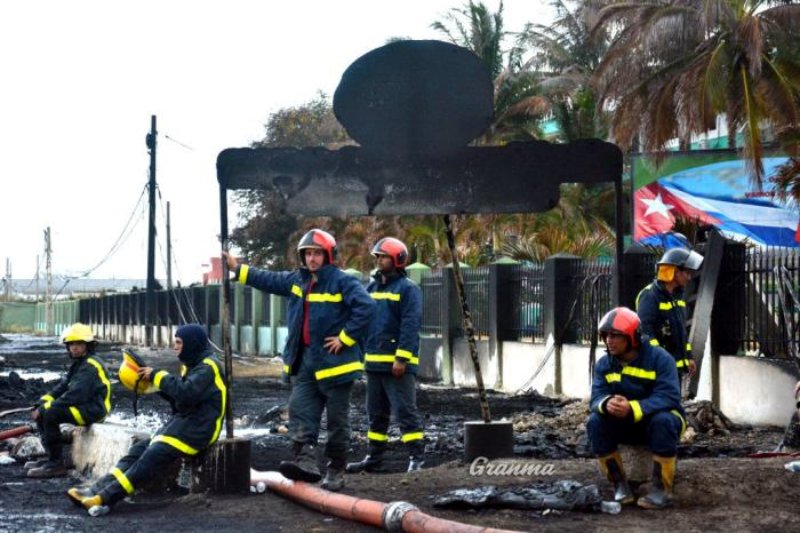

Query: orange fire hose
left=0, top=425, right=33, bottom=441
left=250, top=469, right=524, bottom=533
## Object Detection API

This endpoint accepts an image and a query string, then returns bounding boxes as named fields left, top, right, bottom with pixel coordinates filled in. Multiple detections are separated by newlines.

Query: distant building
left=202, top=257, right=223, bottom=285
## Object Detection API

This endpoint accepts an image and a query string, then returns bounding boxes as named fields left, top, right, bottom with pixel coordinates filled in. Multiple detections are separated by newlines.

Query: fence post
left=544, top=254, right=582, bottom=345
left=619, top=244, right=656, bottom=310
left=489, top=257, right=519, bottom=390
left=441, top=265, right=467, bottom=385
left=711, top=239, right=746, bottom=357
left=270, top=294, right=283, bottom=356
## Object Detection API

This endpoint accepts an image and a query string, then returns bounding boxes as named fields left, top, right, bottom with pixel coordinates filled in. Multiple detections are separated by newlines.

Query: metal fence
left=462, top=266, right=490, bottom=338
left=420, top=270, right=445, bottom=336
left=573, top=260, right=615, bottom=344
left=741, top=247, right=800, bottom=358
left=508, top=263, right=545, bottom=341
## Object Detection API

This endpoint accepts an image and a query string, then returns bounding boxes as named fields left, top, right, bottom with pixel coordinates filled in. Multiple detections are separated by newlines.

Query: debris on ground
left=433, top=479, right=614, bottom=513
left=684, top=400, right=736, bottom=435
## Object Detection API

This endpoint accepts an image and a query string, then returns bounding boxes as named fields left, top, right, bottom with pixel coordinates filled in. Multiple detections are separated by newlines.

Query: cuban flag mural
left=633, top=155, right=800, bottom=248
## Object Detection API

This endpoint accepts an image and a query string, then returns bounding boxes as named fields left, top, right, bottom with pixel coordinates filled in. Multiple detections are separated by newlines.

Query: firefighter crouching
left=27, top=323, right=112, bottom=478
left=587, top=307, right=686, bottom=510
left=347, top=237, right=425, bottom=474
left=636, top=247, right=704, bottom=380
left=67, top=324, right=226, bottom=516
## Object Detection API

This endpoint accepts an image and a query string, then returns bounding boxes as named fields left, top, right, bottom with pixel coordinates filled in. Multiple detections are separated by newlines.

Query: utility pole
left=35, top=255, right=40, bottom=303
left=145, top=115, right=157, bottom=345
left=166, top=200, right=172, bottom=326
left=44, top=227, right=53, bottom=335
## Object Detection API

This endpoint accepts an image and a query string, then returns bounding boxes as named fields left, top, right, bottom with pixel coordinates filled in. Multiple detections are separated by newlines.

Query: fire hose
left=250, top=469, right=524, bottom=533
left=0, top=425, right=33, bottom=441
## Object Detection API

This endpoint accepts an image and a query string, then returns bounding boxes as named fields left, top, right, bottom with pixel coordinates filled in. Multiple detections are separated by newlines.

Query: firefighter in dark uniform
left=347, top=237, right=425, bottom=474
left=224, top=228, right=375, bottom=491
left=27, top=323, right=112, bottom=478
left=67, top=324, right=226, bottom=516
left=636, top=247, right=704, bottom=380
left=587, top=307, right=686, bottom=509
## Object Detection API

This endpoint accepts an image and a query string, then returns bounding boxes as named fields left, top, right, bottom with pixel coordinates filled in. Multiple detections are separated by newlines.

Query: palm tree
left=591, top=0, right=800, bottom=185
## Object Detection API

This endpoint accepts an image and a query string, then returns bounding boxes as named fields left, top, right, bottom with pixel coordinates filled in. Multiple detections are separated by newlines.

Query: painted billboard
left=632, top=151, right=800, bottom=248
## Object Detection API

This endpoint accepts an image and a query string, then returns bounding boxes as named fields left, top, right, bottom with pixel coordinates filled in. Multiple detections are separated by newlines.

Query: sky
left=1, top=0, right=555, bottom=286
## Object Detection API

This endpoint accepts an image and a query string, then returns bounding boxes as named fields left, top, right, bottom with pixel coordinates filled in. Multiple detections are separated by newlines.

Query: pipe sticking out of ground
left=250, top=469, right=523, bottom=533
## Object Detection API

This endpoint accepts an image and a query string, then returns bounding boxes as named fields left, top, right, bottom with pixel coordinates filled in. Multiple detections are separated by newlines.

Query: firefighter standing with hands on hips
left=27, top=323, right=112, bottom=478
left=224, top=228, right=375, bottom=491
left=636, top=247, right=704, bottom=383
left=347, top=237, right=425, bottom=474
left=587, top=307, right=686, bottom=510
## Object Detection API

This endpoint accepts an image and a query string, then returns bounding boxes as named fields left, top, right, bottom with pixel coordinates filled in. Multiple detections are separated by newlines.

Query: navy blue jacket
left=364, top=272, right=422, bottom=374
left=237, top=263, right=375, bottom=385
left=590, top=341, right=685, bottom=424
left=40, top=355, right=112, bottom=426
left=636, top=280, right=693, bottom=372
left=151, top=325, right=226, bottom=455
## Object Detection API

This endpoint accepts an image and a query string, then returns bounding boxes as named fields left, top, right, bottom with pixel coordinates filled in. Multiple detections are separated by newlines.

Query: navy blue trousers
left=587, top=411, right=682, bottom=457
left=366, top=372, right=424, bottom=455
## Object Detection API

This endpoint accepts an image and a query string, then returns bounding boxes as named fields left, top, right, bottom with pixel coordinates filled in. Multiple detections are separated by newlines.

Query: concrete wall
left=445, top=337, right=798, bottom=427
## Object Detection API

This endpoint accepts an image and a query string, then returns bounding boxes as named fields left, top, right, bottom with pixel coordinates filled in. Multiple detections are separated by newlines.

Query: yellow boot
left=66, top=487, right=94, bottom=508
left=598, top=451, right=635, bottom=504
left=637, top=455, right=676, bottom=510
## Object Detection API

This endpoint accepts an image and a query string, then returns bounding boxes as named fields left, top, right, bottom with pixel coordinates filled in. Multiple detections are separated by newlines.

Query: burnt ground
left=2, top=334, right=800, bottom=532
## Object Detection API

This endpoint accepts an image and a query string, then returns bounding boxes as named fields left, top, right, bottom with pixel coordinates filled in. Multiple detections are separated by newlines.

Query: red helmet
left=371, top=237, right=409, bottom=268
left=297, top=229, right=338, bottom=265
left=598, top=307, right=641, bottom=347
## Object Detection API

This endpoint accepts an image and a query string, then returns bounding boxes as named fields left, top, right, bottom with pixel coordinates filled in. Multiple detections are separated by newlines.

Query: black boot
left=346, top=445, right=386, bottom=473
left=406, top=441, right=425, bottom=472
left=638, top=455, right=675, bottom=510
left=321, top=458, right=346, bottom=491
left=279, top=443, right=322, bottom=483
left=598, top=451, right=635, bottom=504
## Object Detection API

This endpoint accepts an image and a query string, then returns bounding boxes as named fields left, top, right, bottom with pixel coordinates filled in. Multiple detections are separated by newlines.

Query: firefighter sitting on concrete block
left=27, top=323, right=112, bottom=478
left=66, top=324, right=226, bottom=516
left=587, top=307, right=686, bottom=510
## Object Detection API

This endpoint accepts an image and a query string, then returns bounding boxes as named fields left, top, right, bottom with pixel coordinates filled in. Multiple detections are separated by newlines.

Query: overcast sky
left=1, top=0, right=554, bottom=285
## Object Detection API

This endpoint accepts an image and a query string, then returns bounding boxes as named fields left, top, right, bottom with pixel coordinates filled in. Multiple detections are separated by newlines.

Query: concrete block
left=619, top=444, right=651, bottom=483
left=71, top=423, right=149, bottom=480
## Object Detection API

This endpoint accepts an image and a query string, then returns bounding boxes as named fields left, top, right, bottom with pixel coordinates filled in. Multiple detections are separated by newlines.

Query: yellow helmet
left=119, top=349, right=155, bottom=395
left=61, top=323, right=95, bottom=343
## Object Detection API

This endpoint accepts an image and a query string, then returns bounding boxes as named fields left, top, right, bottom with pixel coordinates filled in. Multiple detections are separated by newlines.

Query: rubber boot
left=27, top=459, right=67, bottom=478
left=345, top=444, right=386, bottom=473
left=637, top=455, right=676, bottom=510
left=67, top=487, right=95, bottom=508
left=598, top=451, right=635, bottom=504
left=321, top=458, right=346, bottom=491
left=406, top=441, right=425, bottom=472
left=78, top=494, right=111, bottom=517
left=279, top=443, right=322, bottom=483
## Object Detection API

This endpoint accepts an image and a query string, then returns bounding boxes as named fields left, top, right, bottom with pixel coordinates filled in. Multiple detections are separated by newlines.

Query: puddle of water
left=104, top=412, right=168, bottom=434
left=0, top=370, right=62, bottom=381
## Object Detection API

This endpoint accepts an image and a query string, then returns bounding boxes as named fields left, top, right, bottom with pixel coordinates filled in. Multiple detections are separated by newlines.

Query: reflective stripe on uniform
left=41, top=394, right=54, bottom=410
left=676, top=358, right=690, bottom=368
left=605, top=373, right=621, bottom=383
left=238, top=264, right=249, bottom=284
left=291, top=284, right=303, bottom=298
left=368, top=431, right=389, bottom=442
left=69, top=406, right=86, bottom=425
left=112, top=467, right=135, bottom=494
left=371, top=292, right=400, bottom=301
left=87, top=357, right=112, bottom=416
left=671, top=409, right=687, bottom=437
left=401, top=431, right=423, bottom=443
left=629, top=400, right=643, bottom=422
left=339, top=330, right=356, bottom=347
left=649, top=338, right=660, bottom=346
left=597, top=395, right=611, bottom=414
left=153, top=370, right=169, bottom=389
left=365, top=353, right=420, bottom=365
left=621, top=366, right=656, bottom=380
left=658, top=300, right=686, bottom=310
left=307, top=293, right=342, bottom=303
left=203, top=358, right=227, bottom=445
left=283, top=364, right=290, bottom=374
left=315, top=361, right=364, bottom=380
left=152, top=435, right=199, bottom=455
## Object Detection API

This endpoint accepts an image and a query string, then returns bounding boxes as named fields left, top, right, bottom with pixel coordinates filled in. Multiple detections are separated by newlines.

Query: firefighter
left=67, top=324, right=226, bottom=516
left=347, top=237, right=424, bottom=474
left=224, top=228, right=375, bottom=491
left=587, top=307, right=686, bottom=510
left=26, top=323, right=112, bottom=478
left=636, top=247, right=704, bottom=379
